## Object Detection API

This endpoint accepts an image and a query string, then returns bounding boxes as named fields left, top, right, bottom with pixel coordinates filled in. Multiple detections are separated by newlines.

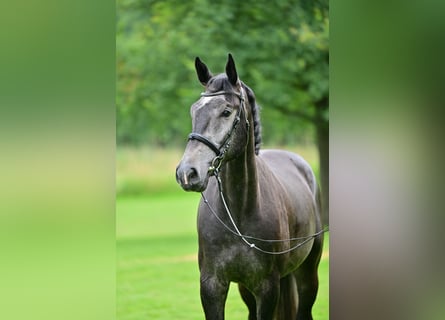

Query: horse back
left=258, top=149, right=317, bottom=198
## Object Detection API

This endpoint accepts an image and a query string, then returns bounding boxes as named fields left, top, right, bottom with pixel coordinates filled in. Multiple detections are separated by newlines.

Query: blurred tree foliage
left=117, top=0, right=329, bottom=222
left=117, top=0, right=328, bottom=146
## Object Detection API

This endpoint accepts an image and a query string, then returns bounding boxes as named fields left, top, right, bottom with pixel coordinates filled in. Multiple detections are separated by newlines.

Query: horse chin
left=182, top=183, right=207, bottom=193
left=180, top=176, right=209, bottom=193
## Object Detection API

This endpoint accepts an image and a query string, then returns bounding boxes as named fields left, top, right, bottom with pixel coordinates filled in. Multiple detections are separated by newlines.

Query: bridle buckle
left=208, top=155, right=224, bottom=175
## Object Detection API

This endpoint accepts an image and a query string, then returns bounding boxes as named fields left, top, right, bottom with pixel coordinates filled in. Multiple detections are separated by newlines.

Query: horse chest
left=199, top=236, right=273, bottom=283
left=197, top=193, right=291, bottom=283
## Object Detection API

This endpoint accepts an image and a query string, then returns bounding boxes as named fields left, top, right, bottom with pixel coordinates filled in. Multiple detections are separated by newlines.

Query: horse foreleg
left=276, top=274, right=298, bottom=320
left=200, top=274, right=229, bottom=320
left=253, top=274, right=280, bottom=320
left=294, top=235, right=323, bottom=320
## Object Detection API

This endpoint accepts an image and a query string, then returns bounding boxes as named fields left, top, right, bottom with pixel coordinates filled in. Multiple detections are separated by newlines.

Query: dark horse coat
left=176, top=54, right=324, bottom=320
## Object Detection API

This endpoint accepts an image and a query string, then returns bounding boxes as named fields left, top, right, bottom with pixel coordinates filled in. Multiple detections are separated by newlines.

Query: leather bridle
left=188, top=88, right=249, bottom=175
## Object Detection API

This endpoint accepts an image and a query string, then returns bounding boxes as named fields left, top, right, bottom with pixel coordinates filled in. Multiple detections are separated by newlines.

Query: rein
left=202, top=169, right=328, bottom=255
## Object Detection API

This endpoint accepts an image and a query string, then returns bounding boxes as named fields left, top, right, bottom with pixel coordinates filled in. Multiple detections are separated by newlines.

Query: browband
left=201, top=91, right=244, bottom=101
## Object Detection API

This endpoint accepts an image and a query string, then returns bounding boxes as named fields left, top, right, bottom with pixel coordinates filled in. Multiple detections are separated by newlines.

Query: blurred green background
left=2, top=0, right=444, bottom=319
left=2, top=0, right=443, bottom=319
left=117, top=0, right=328, bottom=148
left=117, top=0, right=329, bottom=319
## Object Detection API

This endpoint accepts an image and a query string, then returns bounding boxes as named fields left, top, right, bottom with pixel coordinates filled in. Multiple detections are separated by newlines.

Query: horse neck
left=219, top=124, right=258, bottom=219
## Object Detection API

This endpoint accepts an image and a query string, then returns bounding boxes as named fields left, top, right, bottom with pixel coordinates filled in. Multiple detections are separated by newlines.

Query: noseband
left=188, top=89, right=249, bottom=175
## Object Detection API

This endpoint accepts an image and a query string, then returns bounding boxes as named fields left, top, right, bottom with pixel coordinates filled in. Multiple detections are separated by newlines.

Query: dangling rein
left=201, top=169, right=328, bottom=255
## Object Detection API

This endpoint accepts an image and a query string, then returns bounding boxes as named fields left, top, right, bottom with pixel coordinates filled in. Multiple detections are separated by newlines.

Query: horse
left=176, top=54, right=324, bottom=320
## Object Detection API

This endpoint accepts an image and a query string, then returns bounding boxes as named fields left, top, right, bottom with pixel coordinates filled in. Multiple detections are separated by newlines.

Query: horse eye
left=221, top=109, right=232, bottom=117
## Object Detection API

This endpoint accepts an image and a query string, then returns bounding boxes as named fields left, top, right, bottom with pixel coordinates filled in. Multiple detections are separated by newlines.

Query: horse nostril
left=176, top=163, right=207, bottom=192
left=177, top=164, right=199, bottom=187
left=188, top=167, right=198, bottom=180
left=184, top=167, right=199, bottom=186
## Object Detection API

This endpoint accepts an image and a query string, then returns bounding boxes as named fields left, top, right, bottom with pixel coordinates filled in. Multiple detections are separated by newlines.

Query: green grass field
left=117, top=147, right=328, bottom=319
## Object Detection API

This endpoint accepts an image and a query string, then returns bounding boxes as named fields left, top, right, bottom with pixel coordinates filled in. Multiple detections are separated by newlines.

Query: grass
left=117, top=146, right=328, bottom=319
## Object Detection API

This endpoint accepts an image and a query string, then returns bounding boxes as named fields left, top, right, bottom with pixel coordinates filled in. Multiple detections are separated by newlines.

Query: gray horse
left=176, top=54, right=324, bottom=320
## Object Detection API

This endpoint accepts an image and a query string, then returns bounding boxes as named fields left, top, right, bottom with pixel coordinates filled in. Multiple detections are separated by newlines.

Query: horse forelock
left=206, top=74, right=233, bottom=92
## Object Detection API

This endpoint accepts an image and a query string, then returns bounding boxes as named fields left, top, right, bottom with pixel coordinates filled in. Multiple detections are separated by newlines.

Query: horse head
left=176, top=54, right=251, bottom=192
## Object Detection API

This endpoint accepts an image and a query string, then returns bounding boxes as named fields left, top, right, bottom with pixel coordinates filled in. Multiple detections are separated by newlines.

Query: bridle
left=188, top=88, right=249, bottom=175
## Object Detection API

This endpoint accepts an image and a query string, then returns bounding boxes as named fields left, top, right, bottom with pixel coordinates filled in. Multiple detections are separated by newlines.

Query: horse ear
left=225, top=53, right=238, bottom=86
left=195, top=57, right=212, bottom=86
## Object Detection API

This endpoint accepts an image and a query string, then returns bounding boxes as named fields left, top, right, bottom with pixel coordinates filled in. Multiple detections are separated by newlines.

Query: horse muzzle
left=175, top=162, right=208, bottom=192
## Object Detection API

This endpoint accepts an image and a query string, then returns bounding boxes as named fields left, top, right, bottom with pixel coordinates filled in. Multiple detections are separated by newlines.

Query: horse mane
left=241, top=82, right=262, bottom=155
left=206, top=74, right=262, bottom=155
